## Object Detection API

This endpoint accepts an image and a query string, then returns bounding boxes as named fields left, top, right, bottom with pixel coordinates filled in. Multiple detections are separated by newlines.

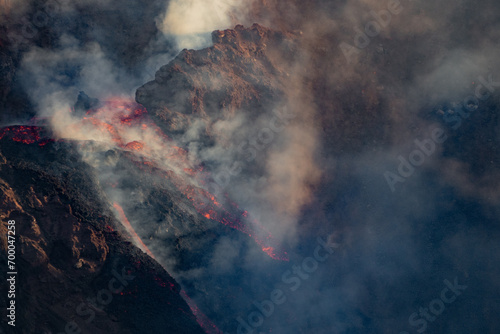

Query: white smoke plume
left=158, top=0, right=254, bottom=49
left=4, top=0, right=500, bottom=333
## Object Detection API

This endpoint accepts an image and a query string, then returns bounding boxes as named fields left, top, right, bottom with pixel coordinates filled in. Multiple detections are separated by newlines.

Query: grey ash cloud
left=1, top=0, right=499, bottom=333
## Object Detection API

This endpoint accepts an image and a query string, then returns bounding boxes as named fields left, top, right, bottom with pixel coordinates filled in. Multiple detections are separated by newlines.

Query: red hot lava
left=113, top=202, right=156, bottom=259
left=83, top=98, right=288, bottom=260
left=1, top=97, right=287, bottom=260
left=0, top=125, right=53, bottom=146
left=1, top=96, right=289, bottom=334
left=180, top=290, right=224, bottom=334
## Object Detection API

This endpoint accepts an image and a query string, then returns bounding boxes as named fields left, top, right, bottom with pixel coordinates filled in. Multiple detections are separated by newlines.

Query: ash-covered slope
left=0, top=136, right=205, bottom=334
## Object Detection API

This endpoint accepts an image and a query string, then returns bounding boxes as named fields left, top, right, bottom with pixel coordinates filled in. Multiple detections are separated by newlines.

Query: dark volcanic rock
left=0, top=0, right=173, bottom=125
left=136, top=24, right=297, bottom=138
left=74, top=91, right=100, bottom=116
left=0, top=138, right=205, bottom=334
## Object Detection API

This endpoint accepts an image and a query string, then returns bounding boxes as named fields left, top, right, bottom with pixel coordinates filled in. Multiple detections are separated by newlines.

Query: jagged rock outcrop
left=0, top=137, right=205, bottom=334
left=136, top=24, right=298, bottom=138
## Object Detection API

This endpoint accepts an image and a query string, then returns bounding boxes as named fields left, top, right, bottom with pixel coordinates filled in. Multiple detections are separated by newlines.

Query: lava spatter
left=0, top=125, right=53, bottom=146
left=2, top=97, right=287, bottom=261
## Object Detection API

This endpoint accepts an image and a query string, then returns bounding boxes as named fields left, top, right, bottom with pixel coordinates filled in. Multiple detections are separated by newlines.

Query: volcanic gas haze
left=2, top=0, right=500, bottom=333
left=137, top=24, right=322, bottom=242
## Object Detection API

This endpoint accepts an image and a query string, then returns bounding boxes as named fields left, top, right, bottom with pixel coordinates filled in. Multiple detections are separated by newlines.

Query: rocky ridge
left=0, top=137, right=205, bottom=334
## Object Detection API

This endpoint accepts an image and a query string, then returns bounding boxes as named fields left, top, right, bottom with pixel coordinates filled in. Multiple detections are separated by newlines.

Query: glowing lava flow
left=185, top=188, right=288, bottom=261
left=1, top=96, right=288, bottom=260
left=112, top=202, right=155, bottom=259
left=132, top=160, right=288, bottom=261
left=1, top=96, right=287, bottom=333
left=0, top=125, right=53, bottom=146
left=78, top=97, right=287, bottom=260
left=112, top=202, right=224, bottom=334
left=180, top=290, right=224, bottom=334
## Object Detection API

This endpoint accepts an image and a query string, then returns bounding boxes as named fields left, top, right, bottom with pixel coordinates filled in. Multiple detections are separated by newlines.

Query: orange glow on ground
left=180, top=290, right=224, bottom=334
left=1, top=97, right=288, bottom=261
left=113, top=202, right=155, bottom=259
left=0, top=126, right=53, bottom=146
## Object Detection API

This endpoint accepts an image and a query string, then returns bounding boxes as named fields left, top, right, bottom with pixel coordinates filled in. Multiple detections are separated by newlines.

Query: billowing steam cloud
left=3, top=0, right=500, bottom=333
left=158, top=0, right=254, bottom=49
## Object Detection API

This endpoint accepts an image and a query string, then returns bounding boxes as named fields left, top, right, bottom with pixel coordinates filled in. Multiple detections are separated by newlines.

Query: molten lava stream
left=180, top=290, right=224, bottom=334
left=49, top=96, right=287, bottom=261
left=129, top=155, right=289, bottom=261
left=2, top=97, right=285, bottom=333
left=130, top=158, right=288, bottom=261
left=2, top=97, right=288, bottom=261
left=0, top=125, right=53, bottom=146
left=112, top=201, right=223, bottom=334
left=112, top=202, right=155, bottom=259
left=183, top=185, right=288, bottom=261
